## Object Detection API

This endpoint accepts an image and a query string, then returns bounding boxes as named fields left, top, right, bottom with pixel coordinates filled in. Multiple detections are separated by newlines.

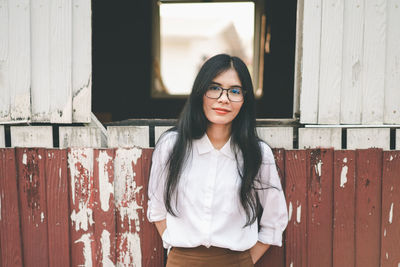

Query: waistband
left=171, top=246, right=246, bottom=257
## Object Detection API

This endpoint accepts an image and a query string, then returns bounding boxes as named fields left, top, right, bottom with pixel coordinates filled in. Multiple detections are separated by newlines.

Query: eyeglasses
left=205, top=85, right=245, bottom=102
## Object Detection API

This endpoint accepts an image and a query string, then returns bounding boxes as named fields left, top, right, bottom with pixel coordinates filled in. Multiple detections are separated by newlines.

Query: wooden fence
left=0, top=147, right=399, bottom=267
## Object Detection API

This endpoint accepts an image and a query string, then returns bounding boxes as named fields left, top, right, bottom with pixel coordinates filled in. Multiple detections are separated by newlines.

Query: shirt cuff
left=258, top=226, right=283, bottom=247
left=147, top=206, right=167, bottom=222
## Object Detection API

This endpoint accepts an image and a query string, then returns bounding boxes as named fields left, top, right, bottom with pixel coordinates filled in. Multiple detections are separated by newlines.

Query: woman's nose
left=218, top=90, right=230, bottom=103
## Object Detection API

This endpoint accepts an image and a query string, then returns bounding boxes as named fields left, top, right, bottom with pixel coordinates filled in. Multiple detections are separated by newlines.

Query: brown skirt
left=166, top=246, right=254, bottom=267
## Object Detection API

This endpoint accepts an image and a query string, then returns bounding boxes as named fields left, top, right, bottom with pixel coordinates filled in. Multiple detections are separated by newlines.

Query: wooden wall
left=0, top=0, right=91, bottom=124
left=299, top=0, right=400, bottom=125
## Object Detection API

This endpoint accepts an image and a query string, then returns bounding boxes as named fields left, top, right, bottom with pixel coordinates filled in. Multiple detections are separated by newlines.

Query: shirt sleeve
left=147, top=131, right=176, bottom=222
left=256, top=142, right=289, bottom=247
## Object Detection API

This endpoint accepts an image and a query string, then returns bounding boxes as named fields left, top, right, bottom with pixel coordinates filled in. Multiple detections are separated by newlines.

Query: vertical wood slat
left=285, top=150, right=307, bottom=267
left=299, top=0, right=322, bottom=124
left=0, top=149, right=23, bottom=267
left=72, top=0, right=92, bottom=123
left=114, top=147, right=144, bottom=266
left=307, top=149, right=334, bottom=267
left=59, top=127, right=102, bottom=148
left=361, top=0, right=387, bottom=124
left=298, top=128, right=341, bottom=149
left=140, top=149, right=165, bottom=266
left=31, top=0, right=51, bottom=122
left=380, top=151, right=400, bottom=267
left=108, top=126, right=150, bottom=148
left=355, top=149, right=382, bottom=267
left=340, top=0, right=364, bottom=124
left=347, top=128, right=390, bottom=150
left=384, top=0, right=400, bottom=124
left=318, top=0, right=344, bottom=124
left=257, top=127, right=293, bottom=149
left=256, top=149, right=286, bottom=267
left=68, top=148, right=96, bottom=266
left=10, top=126, right=53, bottom=148
left=16, top=148, right=49, bottom=266
left=333, top=150, right=356, bottom=267
left=9, top=0, right=31, bottom=122
left=0, top=0, right=10, bottom=122
left=93, top=149, right=116, bottom=266
left=0, top=126, right=4, bottom=148
left=50, top=0, right=72, bottom=123
left=46, top=149, right=70, bottom=267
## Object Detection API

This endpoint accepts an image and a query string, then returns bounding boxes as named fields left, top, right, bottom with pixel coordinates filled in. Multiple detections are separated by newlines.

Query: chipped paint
left=389, top=203, right=394, bottom=224
left=296, top=204, right=301, bottom=223
left=290, top=262, right=293, bottom=267
left=68, top=148, right=93, bottom=205
left=98, top=151, right=113, bottom=212
left=100, top=229, right=115, bottom=266
left=314, top=159, right=323, bottom=176
left=40, top=212, right=44, bottom=223
left=386, top=252, right=389, bottom=259
left=70, top=201, right=94, bottom=231
left=118, top=232, right=142, bottom=267
left=288, top=201, right=293, bottom=221
left=390, top=155, right=393, bottom=161
left=22, top=153, right=27, bottom=164
left=340, top=164, right=348, bottom=188
left=343, top=157, right=347, bottom=163
left=75, top=233, right=93, bottom=267
left=384, top=228, right=386, bottom=236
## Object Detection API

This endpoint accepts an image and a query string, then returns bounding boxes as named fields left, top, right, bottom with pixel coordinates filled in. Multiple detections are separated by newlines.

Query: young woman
left=147, top=54, right=288, bottom=266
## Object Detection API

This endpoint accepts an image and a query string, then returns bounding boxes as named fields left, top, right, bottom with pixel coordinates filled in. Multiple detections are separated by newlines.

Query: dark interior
left=92, top=0, right=297, bottom=123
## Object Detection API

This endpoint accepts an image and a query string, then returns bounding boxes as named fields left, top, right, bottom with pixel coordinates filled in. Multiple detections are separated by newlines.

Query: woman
left=147, top=54, right=288, bottom=266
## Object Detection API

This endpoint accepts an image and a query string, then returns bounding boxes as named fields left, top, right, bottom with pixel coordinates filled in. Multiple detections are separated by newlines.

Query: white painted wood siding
left=108, top=126, right=150, bottom=148
left=10, top=126, right=53, bottom=147
left=300, top=0, right=400, bottom=125
left=347, top=128, right=390, bottom=150
left=257, top=127, right=293, bottom=149
left=298, top=127, right=341, bottom=149
left=0, top=0, right=91, bottom=124
left=59, top=127, right=101, bottom=148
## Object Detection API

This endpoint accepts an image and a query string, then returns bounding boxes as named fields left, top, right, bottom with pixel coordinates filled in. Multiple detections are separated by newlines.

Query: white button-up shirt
left=147, top=131, right=288, bottom=251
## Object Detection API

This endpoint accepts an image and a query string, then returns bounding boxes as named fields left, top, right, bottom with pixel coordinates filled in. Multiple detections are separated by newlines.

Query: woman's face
left=202, top=68, right=244, bottom=127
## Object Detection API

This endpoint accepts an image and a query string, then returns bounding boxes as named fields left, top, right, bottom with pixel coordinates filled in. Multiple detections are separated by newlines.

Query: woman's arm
left=154, top=219, right=167, bottom=237
left=249, top=242, right=270, bottom=264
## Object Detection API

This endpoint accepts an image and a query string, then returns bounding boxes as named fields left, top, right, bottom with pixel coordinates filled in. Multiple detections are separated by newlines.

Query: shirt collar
left=195, top=133, right=236, bottom=160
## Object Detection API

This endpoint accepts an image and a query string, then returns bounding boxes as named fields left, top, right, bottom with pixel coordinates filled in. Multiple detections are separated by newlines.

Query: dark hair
left=162, top=54, right=263, bottom=226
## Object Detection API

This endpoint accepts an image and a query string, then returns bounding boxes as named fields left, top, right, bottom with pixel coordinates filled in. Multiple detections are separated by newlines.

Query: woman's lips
left=213, top=108, right=230, bottom=114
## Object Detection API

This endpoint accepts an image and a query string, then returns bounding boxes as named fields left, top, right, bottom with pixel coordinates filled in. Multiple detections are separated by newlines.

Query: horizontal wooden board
left=257, top=127, right=293, bottom=149
left=298, top=128, right=341, bottom=149
left=59, top=127, right=101, bottom=148
left=10, top=126, right=53, bottom=148
left=108, top=126, right=149, bottom=148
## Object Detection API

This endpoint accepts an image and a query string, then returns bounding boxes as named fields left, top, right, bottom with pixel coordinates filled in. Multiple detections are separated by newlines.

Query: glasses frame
left=205, top=86, right=246, bottom=102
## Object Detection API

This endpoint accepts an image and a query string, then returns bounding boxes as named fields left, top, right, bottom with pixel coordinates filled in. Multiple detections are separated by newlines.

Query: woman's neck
left=206, top=123, right=231, bottom=150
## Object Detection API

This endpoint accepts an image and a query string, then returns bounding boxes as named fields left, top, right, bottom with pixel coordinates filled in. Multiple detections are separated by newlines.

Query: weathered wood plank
left=256, top=149, right=285, bottom=267
left=307, top=149, right=334, bottom=267
left=299, top=0, right=322, bottom=124
left=355, top=149, right=382, bottom=267
left=59, top=127, right=101, bottom=148
left=9, top=0, right=31, bottom=122
left=114, top=147, right=144, bottom=266
left=68, top=148, right=96, bottom=266
left=0, top=149, right=23, bottom=267
left=384, top=0, right=400, bottom=124
left=347, top=128, right=390, bottom=150
left=16, top=148, right=49, bottom=266
left=340, top=0, right=364, bottom=124
left=285, top=150, right=307, bottom=267
left=140, top=149, right=165, bottom=267
left=333, top=150, right=356, bottom=267
left=50, top=0, right=72, bottom=123
left=72, top=0, right=92, bottom=123
left=361, top=0, right=387, bottom=124
left=318, top=0, right=344, bottom=124
left=0, top=0, right=10, bottom=122
left=0, top=126, right=4, bottom=148
left=93, top=149, right=116, bottom=266
left=154, top=126, right=173, bottom=144
left=108, top=126, right=149, bottom=148
left=380, top=151, right=400, bottom=267
left=298, top=128, right=341, bottom=149
left=257, top=127, right=293, bottom=149
left=10, top=126, right=53, bottom=148
left=46, top=149, right=70, bottom=267
left=31, top=0, right=51, bottom=122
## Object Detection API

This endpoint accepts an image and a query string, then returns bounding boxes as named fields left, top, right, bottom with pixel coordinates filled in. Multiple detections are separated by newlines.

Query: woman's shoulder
left=156, top=129, right=178, bottom=148
left=258, top=140, right=275, bottom=164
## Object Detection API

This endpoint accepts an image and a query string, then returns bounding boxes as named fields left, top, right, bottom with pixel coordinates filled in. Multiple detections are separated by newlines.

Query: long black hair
left=162, top=54, right=263, bottom=226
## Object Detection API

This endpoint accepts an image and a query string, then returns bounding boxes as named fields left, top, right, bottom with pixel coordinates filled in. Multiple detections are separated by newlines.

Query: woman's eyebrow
left=210, top=81, right=242, bottom=88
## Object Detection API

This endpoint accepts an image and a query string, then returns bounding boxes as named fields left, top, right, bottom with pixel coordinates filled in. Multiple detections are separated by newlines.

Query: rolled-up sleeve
left=257, top=143, right=288, bottom=247
left=147, top=132, right=176, bottom=222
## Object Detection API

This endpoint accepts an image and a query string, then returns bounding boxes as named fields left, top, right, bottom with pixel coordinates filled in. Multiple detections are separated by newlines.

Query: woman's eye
left=209, top=86, right=220, bottom=91
left=230, top=88, right=242, bottom=95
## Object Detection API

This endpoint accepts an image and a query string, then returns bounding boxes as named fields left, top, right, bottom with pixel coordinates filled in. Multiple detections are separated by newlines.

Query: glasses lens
left=228, top=88, right=243, bottom=101
left=206, top=86, right=222, bottom=99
